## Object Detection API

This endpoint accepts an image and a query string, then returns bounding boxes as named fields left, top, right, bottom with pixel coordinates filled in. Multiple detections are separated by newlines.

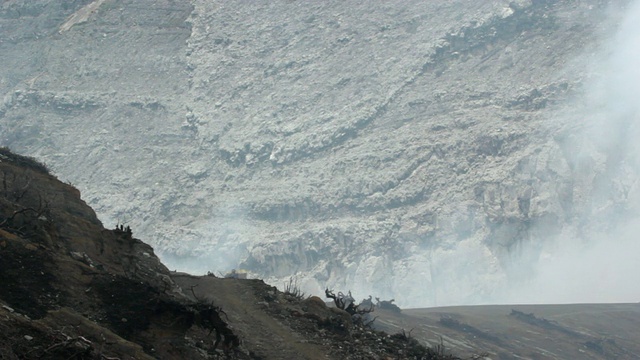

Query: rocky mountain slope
left=1, top=0, right=639, bottom=306
left=0, top=148, right=462, bottom=359
left=2, top=150, right=638, bottom=359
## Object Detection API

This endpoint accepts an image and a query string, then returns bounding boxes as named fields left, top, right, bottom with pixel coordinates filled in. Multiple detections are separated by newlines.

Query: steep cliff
left=1, top=0, right=638, bottom=306
left=2, top=148, right=464, bottom=359
left=0, top=147, right=222, bottom=359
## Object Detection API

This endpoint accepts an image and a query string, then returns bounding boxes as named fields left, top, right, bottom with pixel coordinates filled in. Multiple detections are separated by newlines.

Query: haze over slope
left=506, top=0, right=640, bottom=304
left=1, top=0, right=638, bottom=307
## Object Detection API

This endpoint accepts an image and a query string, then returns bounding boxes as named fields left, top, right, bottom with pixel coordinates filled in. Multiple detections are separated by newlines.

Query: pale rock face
left=1, top=0, right=637, bottom=307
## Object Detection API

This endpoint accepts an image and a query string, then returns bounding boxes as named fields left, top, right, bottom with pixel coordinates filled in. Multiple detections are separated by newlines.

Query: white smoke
left=157, top=204, right=253, bottom=276
left=505, top=0, right=640, bottom=304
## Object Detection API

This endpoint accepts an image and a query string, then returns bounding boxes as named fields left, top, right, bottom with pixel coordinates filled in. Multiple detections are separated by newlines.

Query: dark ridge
left=0, top=147, right=50, bottom=175
left=510, top=309, right=582, bottom=338
left=439, top=315, right=504, bottom=345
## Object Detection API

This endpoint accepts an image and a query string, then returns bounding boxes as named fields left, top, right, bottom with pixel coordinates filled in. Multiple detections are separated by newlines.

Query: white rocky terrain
left=1, top=0, right=639, bottom=307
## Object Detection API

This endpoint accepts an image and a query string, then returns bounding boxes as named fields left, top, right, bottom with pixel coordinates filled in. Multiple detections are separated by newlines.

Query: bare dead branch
left=189, top=284, right=201, bottom=301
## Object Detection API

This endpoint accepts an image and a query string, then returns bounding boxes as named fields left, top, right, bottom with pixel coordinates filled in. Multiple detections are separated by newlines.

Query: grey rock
left=0, top=0, right=636, bottom=307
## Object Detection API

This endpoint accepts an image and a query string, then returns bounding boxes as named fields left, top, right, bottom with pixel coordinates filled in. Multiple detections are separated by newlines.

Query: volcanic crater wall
left=1, top=0, right=636, bottom=306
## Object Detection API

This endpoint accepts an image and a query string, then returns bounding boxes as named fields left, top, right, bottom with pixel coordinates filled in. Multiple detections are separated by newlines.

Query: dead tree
left=0, top=175, right=52, bottom=237
left=359, top=295, right=374, bottom=309
left=326, top=289, right=374, bottom=316
left=325, top=288, right=348, bottom=310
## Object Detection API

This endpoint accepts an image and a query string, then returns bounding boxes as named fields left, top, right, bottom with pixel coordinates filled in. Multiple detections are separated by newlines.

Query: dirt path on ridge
left=172, top=274, right=331, bottom=360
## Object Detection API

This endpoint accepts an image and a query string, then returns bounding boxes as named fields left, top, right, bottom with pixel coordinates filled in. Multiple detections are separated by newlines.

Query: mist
left=3, top=0, right=633, bottom=310
left=157, top=208, right=253, bottom=276
left=503, top=0, right=640, bottom=305
left=166, top=2, right=640, bottom=308
left=156, top=1, right=640, bottom=308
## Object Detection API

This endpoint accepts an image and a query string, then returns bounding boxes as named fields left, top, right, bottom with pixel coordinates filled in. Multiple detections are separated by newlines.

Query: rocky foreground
left=1, top=149, right=473, bottom=359
left=3, top=149, right=639, bottom=360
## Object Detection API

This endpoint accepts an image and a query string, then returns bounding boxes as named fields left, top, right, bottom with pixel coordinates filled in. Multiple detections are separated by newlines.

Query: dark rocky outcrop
left=1, top=148, right=467, bottom=359
left=0, top=149, right=240, bottom=359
